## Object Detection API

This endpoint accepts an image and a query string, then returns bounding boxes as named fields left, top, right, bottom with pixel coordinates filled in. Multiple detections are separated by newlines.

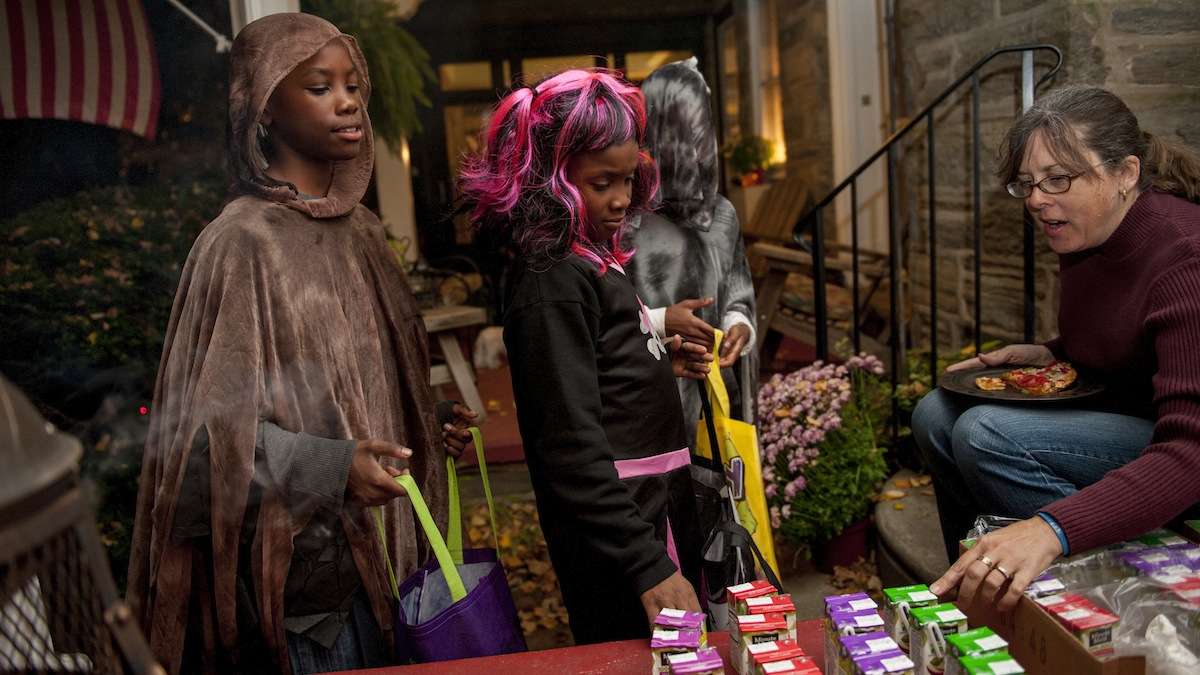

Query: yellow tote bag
left=693, top=330, right=779, bottom=574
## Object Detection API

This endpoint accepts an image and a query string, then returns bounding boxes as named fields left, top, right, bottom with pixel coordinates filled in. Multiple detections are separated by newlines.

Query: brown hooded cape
left=126, top=13, right=446, bottom=673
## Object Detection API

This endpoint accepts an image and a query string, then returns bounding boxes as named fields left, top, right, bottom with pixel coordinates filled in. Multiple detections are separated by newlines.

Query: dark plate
left=938, top=366, right=1105, bottom=403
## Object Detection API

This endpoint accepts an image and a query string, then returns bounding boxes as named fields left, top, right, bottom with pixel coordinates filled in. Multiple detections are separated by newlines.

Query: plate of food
left=939, top=361, right=1105, bottom=402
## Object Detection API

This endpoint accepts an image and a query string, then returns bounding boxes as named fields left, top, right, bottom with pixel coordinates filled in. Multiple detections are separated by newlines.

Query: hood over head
left=640, top=57, right=720, bottom=230
left=228, top=12, right=374, bottom=218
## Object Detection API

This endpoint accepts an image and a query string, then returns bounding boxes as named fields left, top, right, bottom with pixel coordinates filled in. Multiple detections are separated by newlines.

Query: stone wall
left=776, top=0, right=833, bottom=205
left=894, top=0, right=1200, bottom=351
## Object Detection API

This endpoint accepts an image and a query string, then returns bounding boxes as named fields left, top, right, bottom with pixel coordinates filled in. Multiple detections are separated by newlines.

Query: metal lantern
left=0, top=375, right=161, bottom=674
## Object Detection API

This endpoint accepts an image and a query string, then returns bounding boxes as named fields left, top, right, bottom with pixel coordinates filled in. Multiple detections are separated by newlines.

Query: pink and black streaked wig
left=458, top=68, right=658, bottom=273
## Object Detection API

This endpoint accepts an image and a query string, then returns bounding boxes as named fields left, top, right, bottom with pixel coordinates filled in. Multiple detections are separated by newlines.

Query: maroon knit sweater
left=1041, top=189, right=1200, bottom=553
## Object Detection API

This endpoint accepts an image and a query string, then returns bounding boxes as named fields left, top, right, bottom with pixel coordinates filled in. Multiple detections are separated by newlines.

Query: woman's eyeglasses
left=1006, top=161, right=1111, bottom=199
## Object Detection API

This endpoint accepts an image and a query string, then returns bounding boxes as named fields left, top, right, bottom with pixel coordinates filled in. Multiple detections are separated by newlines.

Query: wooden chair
left=738, top=177, right=893, bottom=362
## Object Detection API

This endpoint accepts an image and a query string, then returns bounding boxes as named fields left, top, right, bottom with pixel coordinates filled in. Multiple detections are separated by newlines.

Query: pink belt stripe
left=665, top=517, right=680, bottom=568
left=613, top=448, right=691, bottom=479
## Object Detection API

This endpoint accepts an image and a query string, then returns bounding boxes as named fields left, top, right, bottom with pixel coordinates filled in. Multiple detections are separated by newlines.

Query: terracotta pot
left=814, top=516, right=872, bottom=573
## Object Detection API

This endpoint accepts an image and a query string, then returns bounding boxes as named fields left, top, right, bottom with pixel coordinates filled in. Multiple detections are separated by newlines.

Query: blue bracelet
left=1037, top=512, right=1070, bottom=556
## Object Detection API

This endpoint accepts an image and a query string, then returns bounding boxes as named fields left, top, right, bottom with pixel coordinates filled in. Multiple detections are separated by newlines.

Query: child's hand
left=665, top=298, right=717, bottom=348
left=442, top=403, right=478, bottom=459
left=639, top=571, right=701, bottom=626
left=718, top=323, right=751, bottom=368
left=668, top=335, right=712, bottom=380
left=346, top=439, right=411, bottom=506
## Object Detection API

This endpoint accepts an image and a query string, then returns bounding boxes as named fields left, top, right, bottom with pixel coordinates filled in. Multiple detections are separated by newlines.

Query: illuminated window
left=623, top=50, right=693, bottom=81
left=439, top=62, right=493, bottom=91
left=519, top=55, right=605, bottom=84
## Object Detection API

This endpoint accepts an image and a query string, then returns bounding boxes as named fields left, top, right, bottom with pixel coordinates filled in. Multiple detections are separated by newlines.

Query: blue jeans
left=286, top=590, right=391, bottom=675
left=911, top=389, right=1152, bottom=560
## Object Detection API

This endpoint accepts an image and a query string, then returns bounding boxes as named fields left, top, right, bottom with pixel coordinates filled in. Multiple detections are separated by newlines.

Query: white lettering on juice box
left=867, top=637, right=900, bottom=653
left=976, top=635, right=1008, bottom=651
left=882, top=654, right=915, bottom=670
left=909, top=590, right=937, bottom=602
left=936, top=609, right=967, bottom=623
left=742, top=615, right=766, bottom=624
left=654, top=630, right=679, bottom=640
left=849, top=598, right=878, bottom=611
left=661, top=608, right=686, bottom=618
left=730, top=582, right=755, bottom=593
left=1060, top=609, right=1091, bottom=621
left=748, top=641, right=779, bottom=655
left=855, top=615, right=884, bottom=628
left=668, top=652, right=698, bottom=664
left=991, top=659, right=1024, bottom=674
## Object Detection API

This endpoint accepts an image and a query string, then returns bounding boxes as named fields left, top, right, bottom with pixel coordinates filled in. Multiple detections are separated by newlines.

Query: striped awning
left=1, top=0, right=160, bottom=139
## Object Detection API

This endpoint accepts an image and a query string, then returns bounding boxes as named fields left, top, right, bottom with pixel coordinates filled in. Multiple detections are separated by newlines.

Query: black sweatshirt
left=504, top=255, right=699, bottom=610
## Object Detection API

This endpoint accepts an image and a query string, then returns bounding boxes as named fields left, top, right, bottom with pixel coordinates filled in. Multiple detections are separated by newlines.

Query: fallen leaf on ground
left=920, top=489, right=935, bottom=497
left=881, top=489, right=907, bottom=500
left=893, top=503, right=906, bottom=510
left=893, top=478, right=912, bottom=489
left=910, top=475, right=933, bottom=487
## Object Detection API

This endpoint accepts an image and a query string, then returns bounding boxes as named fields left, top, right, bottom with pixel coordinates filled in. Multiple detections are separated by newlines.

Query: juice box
left=744, top=593, right=798, bottom=642
left=853, top=651, right=915, bottom=675
left=651, top=628, right=702, bottom=674
left=827, top=610, right=886, bottom=675
left=729, top=581, right=778, bottom=638
left=826, top=591, right=879, bottom=615
left=1022, top=576, right=1066, bottom=599
left=908, top=603, right=968, bottom=674
left=748, top=638, right=806, bottom=673
left=667, top=647, right=724, bottom=674
left=958, top=651, right=1025, bottom=674
left=1045, top=601, right=1119, bottom=655
left=838, top=631, right=903, bottom=675
left=1135, top=529, right=1192, bottom=549
left=735, top=613, right=789, bottom=675
left=881, top=585, right=938, bottom=651
left=944, top=627, right=1008, bottom=675
left=759, top=657, right=822, bottom=674
left=1166, top=578, right=1200, bottom=607
left=656, top=608, right=708, bottom=646
left=1031, top=592, right=1086, bottom=611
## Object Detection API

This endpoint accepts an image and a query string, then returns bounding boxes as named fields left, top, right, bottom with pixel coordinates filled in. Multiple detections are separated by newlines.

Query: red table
left=333, top=620, right=825, bottom=674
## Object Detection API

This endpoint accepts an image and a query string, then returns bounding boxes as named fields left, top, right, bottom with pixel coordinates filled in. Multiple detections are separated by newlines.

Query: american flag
left=1, top=0, right=160, bottom=139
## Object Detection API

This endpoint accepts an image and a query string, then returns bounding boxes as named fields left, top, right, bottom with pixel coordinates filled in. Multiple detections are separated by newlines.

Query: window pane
left=519, top=55, right=600, bottom=84
left=623, top=50, right=692, bottom=81
left=439, top=62, right=493, bottom=91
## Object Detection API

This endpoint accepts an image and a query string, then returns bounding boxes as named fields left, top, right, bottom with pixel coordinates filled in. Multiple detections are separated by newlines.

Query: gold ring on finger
left=976, top=555, right=995, bottom=569
left=993, top=564, right=1013, bottom=580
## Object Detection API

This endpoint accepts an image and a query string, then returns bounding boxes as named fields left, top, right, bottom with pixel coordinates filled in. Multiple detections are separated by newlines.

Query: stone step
left=874, top=469, right=950, bottom=587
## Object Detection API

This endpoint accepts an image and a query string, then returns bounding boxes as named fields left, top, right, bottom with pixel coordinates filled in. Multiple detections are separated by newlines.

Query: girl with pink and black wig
left=460, top=69, right=709, bottom=642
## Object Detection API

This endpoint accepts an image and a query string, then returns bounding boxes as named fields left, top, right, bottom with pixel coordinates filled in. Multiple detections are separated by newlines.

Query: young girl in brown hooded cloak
left=126, top=13, right=468, bottom=674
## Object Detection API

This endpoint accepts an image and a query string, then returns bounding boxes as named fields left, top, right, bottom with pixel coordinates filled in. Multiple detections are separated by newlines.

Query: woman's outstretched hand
left=945, top=344, right=1055, bottom=372
left=930, top=517, right=1062, bottom=612
left=668, top=335, right=712, bottom=380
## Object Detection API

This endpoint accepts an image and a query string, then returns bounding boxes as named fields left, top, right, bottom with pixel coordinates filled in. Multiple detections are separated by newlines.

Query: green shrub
left=0, top=173, right=225, bottom=586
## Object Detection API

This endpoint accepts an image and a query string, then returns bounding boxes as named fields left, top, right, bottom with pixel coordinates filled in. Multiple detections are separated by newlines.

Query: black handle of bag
left=696, top=379, right=724, bottom=471
left=696, top=380, right=784, bottom=592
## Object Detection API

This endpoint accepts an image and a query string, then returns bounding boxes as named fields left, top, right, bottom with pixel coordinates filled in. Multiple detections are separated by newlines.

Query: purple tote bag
left=375, top=428, right=526, bottom=663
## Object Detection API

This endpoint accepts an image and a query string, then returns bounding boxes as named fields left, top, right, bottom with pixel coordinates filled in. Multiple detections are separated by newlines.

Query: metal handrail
left=782, top=44, right=1062, bottom=441
left=797, top=45, right=1063, bottom=221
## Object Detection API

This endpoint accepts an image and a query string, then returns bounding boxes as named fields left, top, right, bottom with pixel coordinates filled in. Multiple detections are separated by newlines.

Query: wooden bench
left=422, top=305, right=488, bottom=423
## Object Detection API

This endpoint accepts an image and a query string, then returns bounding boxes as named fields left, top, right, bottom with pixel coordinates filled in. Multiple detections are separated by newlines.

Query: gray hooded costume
left=625, top=58, right=758, bottom=437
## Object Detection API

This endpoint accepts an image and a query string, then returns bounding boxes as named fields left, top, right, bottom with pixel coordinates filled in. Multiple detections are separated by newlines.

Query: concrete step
left=874, top=469, right=950, bottom=587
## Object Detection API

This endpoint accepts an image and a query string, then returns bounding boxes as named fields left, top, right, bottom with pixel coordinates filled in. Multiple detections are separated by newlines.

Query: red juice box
left=744, top=593, right=798, bottom=642
left=749, top=637, right=806, bottom=672
left=735, top=613, right=789, bottom=675
left=759, top=657, right=822, bottom=674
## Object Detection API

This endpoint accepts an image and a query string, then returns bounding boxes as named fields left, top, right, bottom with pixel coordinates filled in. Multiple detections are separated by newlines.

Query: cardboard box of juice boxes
left=954, top=526, right=1200, bottom=675
left=823, top=585, right=1029, bottom=675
